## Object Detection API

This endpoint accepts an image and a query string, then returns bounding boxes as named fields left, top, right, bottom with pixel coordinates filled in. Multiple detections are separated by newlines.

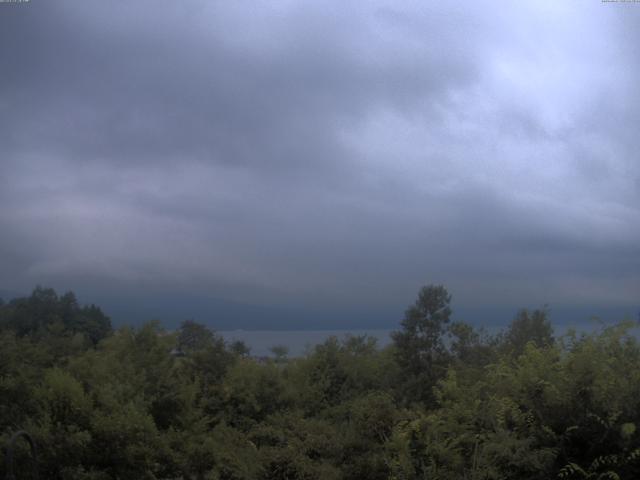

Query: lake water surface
left=219, top=318, right=635, bottom=358
left=219, top=329, right=394, bottom=357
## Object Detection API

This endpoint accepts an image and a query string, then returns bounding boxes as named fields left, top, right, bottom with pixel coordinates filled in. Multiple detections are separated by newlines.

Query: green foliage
left=392, top=285, right=453, bottom=405
left=502, top=307, right=554, bottom=356
left=0, top=287, right=111, bottom=346
left=249, top=412, right=342, bottom=480
left=230, top=340, right=251, bottom=358
left=222, top=360, right=292, bottom=429
left=178, top=319, right=215, bottom=353
left=2, top=285, right=640, bottom=479
left=269, top=345, right=289, bottom=364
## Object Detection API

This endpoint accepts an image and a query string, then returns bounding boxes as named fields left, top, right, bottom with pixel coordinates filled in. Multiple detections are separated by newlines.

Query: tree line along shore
left=1, top=285, right=639, bottom=479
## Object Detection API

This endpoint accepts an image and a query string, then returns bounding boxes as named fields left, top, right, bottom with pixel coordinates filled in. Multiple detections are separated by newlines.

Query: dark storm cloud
left=1, top=0, right=638, bottom=325
left=0, top=1, right=477, bottom=173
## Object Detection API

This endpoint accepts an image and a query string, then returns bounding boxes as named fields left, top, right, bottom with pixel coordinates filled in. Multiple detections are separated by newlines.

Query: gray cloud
left=1, top=0, right=638, bottom=326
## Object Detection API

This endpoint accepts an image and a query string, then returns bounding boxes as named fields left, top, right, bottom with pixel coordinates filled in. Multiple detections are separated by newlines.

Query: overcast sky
left=1, top=1, right=638, bottom=328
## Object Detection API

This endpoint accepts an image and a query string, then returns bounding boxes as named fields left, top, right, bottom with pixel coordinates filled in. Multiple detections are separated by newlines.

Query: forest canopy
left=1, top=286, right=639, bottom=479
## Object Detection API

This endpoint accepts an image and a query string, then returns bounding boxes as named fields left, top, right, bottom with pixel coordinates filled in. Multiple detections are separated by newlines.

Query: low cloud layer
left=1, top=1, right=638, bottom=326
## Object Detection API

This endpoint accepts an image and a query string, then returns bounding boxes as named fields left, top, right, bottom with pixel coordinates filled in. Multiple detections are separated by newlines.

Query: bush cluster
left=1, top=286, right=639, bottom=479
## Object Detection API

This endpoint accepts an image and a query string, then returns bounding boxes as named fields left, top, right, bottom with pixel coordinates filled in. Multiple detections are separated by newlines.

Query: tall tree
left=503, top=308, right=554, bottom=356
left=177, top=319, right=215, bottom=353
left=392, top=284, right=452, bottom=405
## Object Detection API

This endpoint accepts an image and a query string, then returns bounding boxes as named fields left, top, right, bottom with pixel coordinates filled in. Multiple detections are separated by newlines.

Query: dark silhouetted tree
left=270, top=345, right=289, bottom=363
left=177, top=319, right=214, bottom=353
left=392, top=284, right=452, bottom=405
left=230, top=339, right=251, bottom=358
left=503, top=307, right=554, bottom=356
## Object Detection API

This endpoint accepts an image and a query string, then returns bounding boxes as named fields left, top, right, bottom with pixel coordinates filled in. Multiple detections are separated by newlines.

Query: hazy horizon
left=1, top=286, right=635, bottom=332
